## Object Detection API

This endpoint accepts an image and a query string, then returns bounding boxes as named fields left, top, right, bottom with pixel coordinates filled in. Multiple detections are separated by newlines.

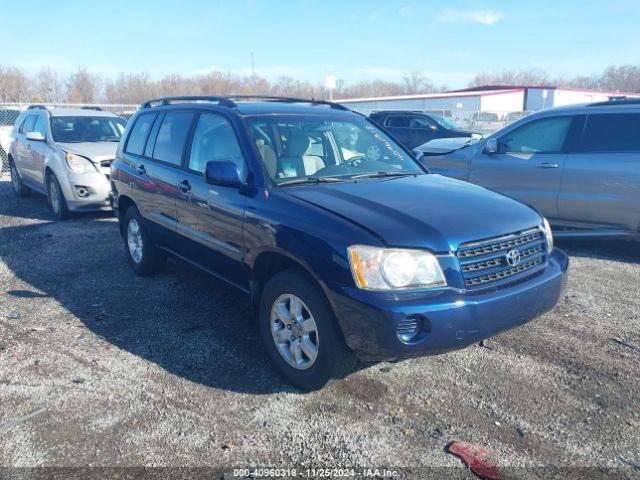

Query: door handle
left=536, top=162, right=558, bottom=169
left=137, top=165, right=146, bottom=175
left=178, top=179, right=191, bottom=193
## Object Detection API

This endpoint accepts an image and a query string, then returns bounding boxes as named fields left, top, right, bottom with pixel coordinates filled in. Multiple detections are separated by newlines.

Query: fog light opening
left=396, top=315, right=426, bottom=343
left=75, top=186, right=90, bottom=198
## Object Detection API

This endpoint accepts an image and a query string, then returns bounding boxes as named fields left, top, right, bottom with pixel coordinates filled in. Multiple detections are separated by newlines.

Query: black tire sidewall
left=10, top=163, right=29, bottom=197
left=259, top=269, right=351, bottom=390
left=47, top=175, right=67, bottom=219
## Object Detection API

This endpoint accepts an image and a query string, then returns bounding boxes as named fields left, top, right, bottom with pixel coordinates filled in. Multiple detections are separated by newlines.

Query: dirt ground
left=0, top=176, right=638, bottom=480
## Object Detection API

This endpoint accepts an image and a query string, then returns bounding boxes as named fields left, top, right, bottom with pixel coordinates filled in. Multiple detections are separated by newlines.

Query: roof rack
left=141, top=96, right=238, bottom=109
left=226, top=95, right=350, bottom=111
left=27, top=105, right=48, bottom=110
left=81, top=106, right=103, bottom=111
left=588, top=97, right=640, bottom=107
left=140, top=95, right=350, bottom=111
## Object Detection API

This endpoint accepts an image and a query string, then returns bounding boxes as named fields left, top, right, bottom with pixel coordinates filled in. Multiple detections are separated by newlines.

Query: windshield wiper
left=349, top=171, right=420, bottom=180
left=277, top=176, right=343, bottom=186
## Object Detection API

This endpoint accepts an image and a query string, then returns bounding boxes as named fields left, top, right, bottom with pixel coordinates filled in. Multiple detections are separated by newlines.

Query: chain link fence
left=0, top=103, right=138, bottom=174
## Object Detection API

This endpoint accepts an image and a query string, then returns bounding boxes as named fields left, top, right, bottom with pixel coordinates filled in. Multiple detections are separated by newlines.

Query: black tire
left=122, top=206, right=166, bottom=276
left=9, top=161, right=31, bottom=198
left=259, top=269, right=359, bottom=391
left=47, top=174, right=69, bottom=220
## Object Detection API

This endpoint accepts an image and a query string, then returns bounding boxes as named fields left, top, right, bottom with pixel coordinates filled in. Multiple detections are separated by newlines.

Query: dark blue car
left=110, top=96, right=568, bottom=390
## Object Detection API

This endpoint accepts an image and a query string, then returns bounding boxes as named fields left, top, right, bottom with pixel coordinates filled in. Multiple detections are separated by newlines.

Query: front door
left=176, top=111, right=249, bottom=289
left=469, top=115, right=576, bottom=220
left=29, top=114, right=49, bottom=185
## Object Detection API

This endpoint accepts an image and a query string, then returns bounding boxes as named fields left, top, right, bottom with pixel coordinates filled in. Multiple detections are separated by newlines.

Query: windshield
left=431, top=114, right=461, bottom=130
left=50, top=116, right=126, bottom=143
left=247, top=114, right=423, bottom=184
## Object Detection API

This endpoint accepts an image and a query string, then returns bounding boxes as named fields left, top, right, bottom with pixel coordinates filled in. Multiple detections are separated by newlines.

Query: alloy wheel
left=127, top=219, right=144, bottom=264
left=49, top=180, right=60, bottom=214
left=270, top=294, right=319, bottom=370
left=11, top=166, right=20, bottom=193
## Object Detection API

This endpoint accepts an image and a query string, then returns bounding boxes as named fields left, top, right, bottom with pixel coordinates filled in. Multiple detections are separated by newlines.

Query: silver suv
left=420, top=98, right=640, bottom=240
left=8, top=106, right=127, bottom=219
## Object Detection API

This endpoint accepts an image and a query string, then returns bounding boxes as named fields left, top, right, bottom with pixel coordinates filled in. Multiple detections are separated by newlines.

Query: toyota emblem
left=506, top=249, right=521, bottom=267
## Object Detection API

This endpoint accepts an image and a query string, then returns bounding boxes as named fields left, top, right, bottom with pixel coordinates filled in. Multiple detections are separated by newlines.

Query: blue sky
left=4, top=0, right=640, bottom=88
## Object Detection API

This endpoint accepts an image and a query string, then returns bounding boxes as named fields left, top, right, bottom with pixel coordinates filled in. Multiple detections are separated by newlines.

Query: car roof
left=233, top=101, right=353, bottom=116
left=44, top=108, right=120, bottom=118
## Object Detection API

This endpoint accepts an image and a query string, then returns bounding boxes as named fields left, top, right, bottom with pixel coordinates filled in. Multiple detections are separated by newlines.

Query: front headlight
left=348, top=245, right=446, bottom=291
left=542, top=217, right=554, bottom=253
left=65, top=153, right=96, bottom=174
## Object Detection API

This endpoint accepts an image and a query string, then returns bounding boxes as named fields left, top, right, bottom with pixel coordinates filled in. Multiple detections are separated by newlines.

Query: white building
left=340, top=85, right=640, bottom=115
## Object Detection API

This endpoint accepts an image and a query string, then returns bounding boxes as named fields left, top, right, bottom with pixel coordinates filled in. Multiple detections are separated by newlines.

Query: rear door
left=469, top=115, right=577, bottom=219
left=123, top=111, right=193, bottom=244
left=557, top=112, right=640, bottom=231
left=409, top=115, right=439, bottom=147
left=175, top=111, right=249, bottom=289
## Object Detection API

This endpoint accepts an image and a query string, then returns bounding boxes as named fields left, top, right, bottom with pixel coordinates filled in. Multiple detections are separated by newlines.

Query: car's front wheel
left=259, top=269, right=358, bottom=390
left=47, top=174, right=69, bottom=220
left=123, top=206, right=166, bottom=276
left=10, top=161, right=31, bottom=198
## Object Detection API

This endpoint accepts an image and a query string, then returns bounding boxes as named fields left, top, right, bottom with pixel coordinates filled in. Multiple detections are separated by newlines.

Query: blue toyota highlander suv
left=110, top=96, right=568, bottom=390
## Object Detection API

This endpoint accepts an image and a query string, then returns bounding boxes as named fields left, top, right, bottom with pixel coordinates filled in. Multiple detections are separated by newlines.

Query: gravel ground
left=0, top=176, right=638, bottom=480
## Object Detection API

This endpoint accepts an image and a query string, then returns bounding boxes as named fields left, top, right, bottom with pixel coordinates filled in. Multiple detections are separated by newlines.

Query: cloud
left=438, top=9, right=504, bottom=26
left=399, top=6, right=413, bottom=16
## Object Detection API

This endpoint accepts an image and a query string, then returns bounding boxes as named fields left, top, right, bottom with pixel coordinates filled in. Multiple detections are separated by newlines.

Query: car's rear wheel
left=123, top=206, right=166, bottom=276
left=259, top=269, right=358, bottom=390
left=47, top=174, right=69, bottom=220
left=10, top=162, right=31, bottom=198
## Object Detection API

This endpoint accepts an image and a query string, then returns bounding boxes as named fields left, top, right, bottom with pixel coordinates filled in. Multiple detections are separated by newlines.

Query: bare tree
left=402, top=71, right=436, bottom=94
left=0, top=65, right=30, bottom=102
left=468, top=69, right=551, bottom=87
left=66, top=67, right=101, bottom=103
left=31, top=68, right=65, bottom=103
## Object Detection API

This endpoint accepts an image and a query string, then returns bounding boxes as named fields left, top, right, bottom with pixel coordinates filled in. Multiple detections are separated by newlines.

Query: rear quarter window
left=125, top=113, right=157, bottom=156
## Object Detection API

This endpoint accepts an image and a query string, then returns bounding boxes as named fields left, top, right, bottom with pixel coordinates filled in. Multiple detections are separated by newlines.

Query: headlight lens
left=65, top=153, right=96, bottom=174
left=542, top=217, right=554, bottom=253
left=348, top=245, right=446, bottom=290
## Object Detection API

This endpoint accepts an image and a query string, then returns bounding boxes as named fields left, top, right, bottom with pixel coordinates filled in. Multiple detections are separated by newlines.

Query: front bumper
left=58, top=171, right=112, bottom=211
left=330, top=249, right=569, bottom=361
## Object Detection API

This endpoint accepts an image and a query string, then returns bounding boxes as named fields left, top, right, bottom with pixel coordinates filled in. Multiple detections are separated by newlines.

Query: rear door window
left=151, top=112, right=195, bottom=166
left=580, top=113, right=640, bottom=152
left=125, top=113, right=156, bottom=156
left=499, top=116, right=573, bottom=154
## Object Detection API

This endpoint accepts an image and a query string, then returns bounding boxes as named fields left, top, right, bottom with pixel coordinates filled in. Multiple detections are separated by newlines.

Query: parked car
left=464, top=111, right=503, bottom=135
left=0, top=107, right=22, bottom=172
left=503, top=110, right=531, bottom=126
left=418, top=98, right=640, bottom=240
left=369, top=110, right=479, bottom=150
left=8, top=106, right=126, bottom=218
left=111, top=96, right=567, bottom=390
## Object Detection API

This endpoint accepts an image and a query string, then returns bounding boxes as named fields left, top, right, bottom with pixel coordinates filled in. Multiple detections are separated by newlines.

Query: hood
left=415, top=136, right=482, bottom=155
left=57, top=142, right=118, bottom=163
left=284, top=174, right=541, bottom=253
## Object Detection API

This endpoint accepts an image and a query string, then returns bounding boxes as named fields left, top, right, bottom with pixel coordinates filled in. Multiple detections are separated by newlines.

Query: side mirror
left=204, top=160, right=243, bottom=187
left=412, top=148, right=425, bottom=162
left=484, top=138, right=498, bottom=154
left=26, top=131, right=46, bottom=142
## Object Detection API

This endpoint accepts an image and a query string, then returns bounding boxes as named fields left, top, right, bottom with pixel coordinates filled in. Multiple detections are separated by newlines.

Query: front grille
left=457, top=228, right=546, bottom=289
